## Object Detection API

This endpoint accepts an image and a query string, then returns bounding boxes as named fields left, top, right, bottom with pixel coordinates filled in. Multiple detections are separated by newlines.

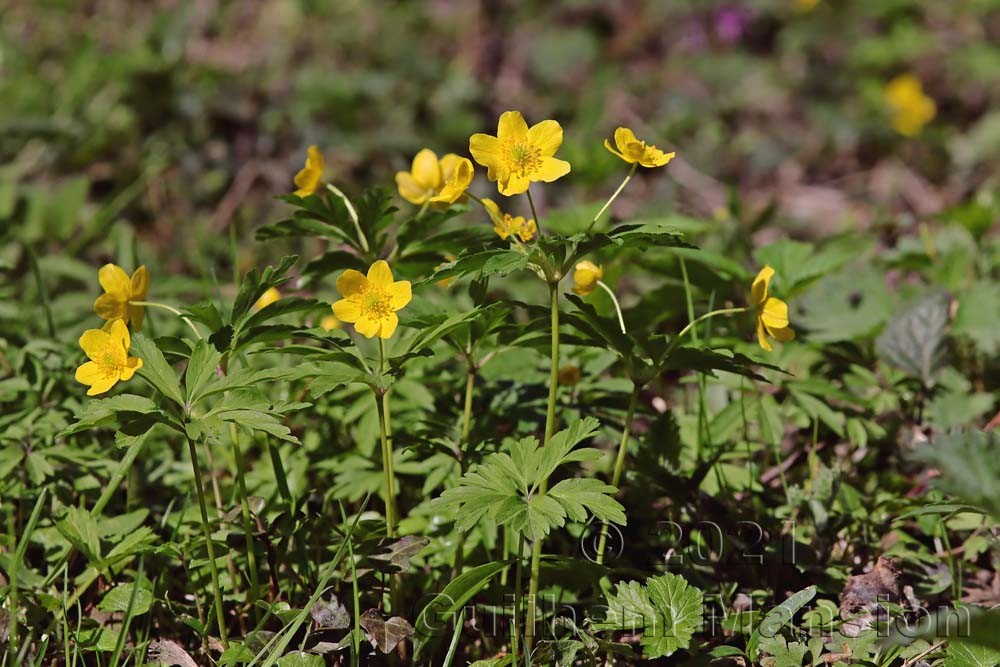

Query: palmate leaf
left=432, top=418, right=623, bottom=541
left=132, top=334, right=184, bottom=407
left=658, top=346, right=785, bottom=382
left=593, top=573, right=704, bottom=659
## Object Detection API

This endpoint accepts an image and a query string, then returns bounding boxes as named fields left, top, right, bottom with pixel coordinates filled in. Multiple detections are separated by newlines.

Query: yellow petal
left=333, top=298, right=362, bottom=323
left=293, top=146, right=324, bottom=196
left=768, top=325, right=796, bottom=342
left=79, top=329, right=112, bottom=361
left=756, top=319, right=773, bottom=351
left=534, top=157, right=571, bottom=183
left=411, top=149, right=441, bottom=191
left=130, top=266, right=150, bottom=300
left=336, top=269, right=369, bottom=298
left=76, top=361, right=119, bottom=396
left=254, top=287, right=281, bottom=311
left=469, top=134, right=502, bottom=180
left=527, top=120, right=563, bottom=157
left=320, top=314, right=341, bottom=331
left=120, top=356, right=143, bottom=381
left=109, top=319, right=131, bottom=353
left=396, top=171, right=430, bottom=205
left=499, top=174, right=531, bottom=196
left=517, top=218, right=537, bottom=242
left=482, top=198, right=502, bottom=221
left=439, top=154, right=462, bottom=182
left=429, top=157, right=474, bottom=204
left=497, top=111, right=528, bottom=140
left=94, top=292, right=128, bottom=321
left=604, top=138, right=632, bottom=163
left=614, top=127, right=638, bottom=152
left=367, top=260, right=394, bottom=288
left=354, top=316, right=380, bottom=338
left=75, top=361, right=107, bottom=388
left=760, top=297, right=789, bottom=329
left=378, top=312, right=399, bottom=339
left=389, top=281, right=412, bottom=310
left=99, top=264, right=131, bottom=297
left=643, top=149, right=676, bottom=168
left=750, top=266, right=774, bottom=306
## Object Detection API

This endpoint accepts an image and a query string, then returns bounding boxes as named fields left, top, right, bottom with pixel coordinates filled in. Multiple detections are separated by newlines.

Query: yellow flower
left=794, top=0, right=818, bottom=12
left=750, top=266, right=795, bottom=351
left=395, top=149, right=474, bottom=207
left=604, top=127, right=676, bottom=168
left=254, top=287, right=281, bottom=311
left=319, top=314, right=341, bottom=331
left=557, top=365, right=581, bottom=386
left=332, top=260, right=412, bottom=339
left=572, top=260, right=603, bottom=296
left=469, top=111, right=571, bottom=196
left=482, top=199, right=536, bottom=243
left=884, top=75, right=936, bottom=137
left=430, top=154, right=474, bottom=207
left=75, top=319, right=143, bottom=396
left=294, top=145, right=325, bottom=197
left=94, top=264, right=150, bottom=331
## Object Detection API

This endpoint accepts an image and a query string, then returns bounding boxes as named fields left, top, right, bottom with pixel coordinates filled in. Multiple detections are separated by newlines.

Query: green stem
left=670, top=306, right=748, bottom=352
left=452, top=362, right=476, bottom=576
left=326, top=184, right=368, bottom=253
left=511, top=535, right=525, bottom=661
left=525, top=282, right=561, bottom=655
left=596, top=385, right=639, bottom=565
left=587, top=163, right=637, bottom=233
left=376, top=340, right=397, bottom=538
left=230, top=425, right=260, bottom=613
left=186, top=436, right=227, bottom=645
left=129, top=300, right=203, bottom=340
left=596, top=280, right=627, bottom=334
left=526, top=188, right=541, bottom=236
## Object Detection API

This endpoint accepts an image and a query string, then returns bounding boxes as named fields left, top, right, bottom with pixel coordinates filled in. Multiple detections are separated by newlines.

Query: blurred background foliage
left=2, top=0, right=999, bottom=279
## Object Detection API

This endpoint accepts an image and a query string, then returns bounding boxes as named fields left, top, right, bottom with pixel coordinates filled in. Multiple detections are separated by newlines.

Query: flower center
left=502, top=139, right=543, bottom=178
left=361, top=288, right=392, bottom=320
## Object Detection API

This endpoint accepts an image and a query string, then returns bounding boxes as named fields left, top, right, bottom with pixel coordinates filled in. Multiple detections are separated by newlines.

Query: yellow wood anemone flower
left=482, top=198, right=537, bottom=243
left=604, top=127, right=676, bottom=168
left=572, top=260, right=604, bottom=296
left=430, top=154, right=474, bottom=207
left=294, top=145, right=325, bottom=197
left=253, top=287, right=281, bottom=311
left=469, top=111, right=571, bottom=196
left=884, top=74, right=936, bottom=137
left=751, top=266, right=795, bottom=351
left=395, top=150, right=474, bottom=208
left=332, top=260, right=412, bottom=339
left=94, top=264, right=150, bottom=331
left=75, top=319, right=143, bottom=396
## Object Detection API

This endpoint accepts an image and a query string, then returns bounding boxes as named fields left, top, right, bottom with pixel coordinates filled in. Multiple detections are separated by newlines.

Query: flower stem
left=129, top=300, right=203, bottom=340
left=186, top=435, right=227, bottom=645
left=596, top=385, right=639, bottom=565
left=526, top=188, right=541, bottom=236
left=525, top=281, right=561, bottom=654
left=670, top=306, right=748, bottom=352
left=596, top=280, right=627, bottom=334
left=511, top=535, right=525, bottom=661
left=376, top=339, right=397, bottom=538
left=326, top=183, right=368, bottom=253
left=587, top=163, right=637, bottom=234
left=229, top=424, right=260, bottom=613
left=452, top=361, right=476, bottom=576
